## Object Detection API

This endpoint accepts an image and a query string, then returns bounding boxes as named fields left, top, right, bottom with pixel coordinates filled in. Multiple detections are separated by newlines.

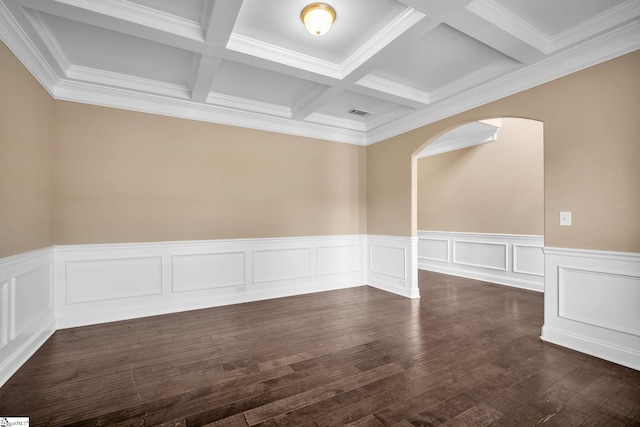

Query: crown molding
left=23, top=9, right=71, bottom=72
left=0, top=0, right=59, bottom=94
left=305, top=113, right=367, bottom=132
left=66, top=65, right=191, bottom=99
left=52, top=79, right=368, bottom=145
left=206, top=92, right=292, bottom=118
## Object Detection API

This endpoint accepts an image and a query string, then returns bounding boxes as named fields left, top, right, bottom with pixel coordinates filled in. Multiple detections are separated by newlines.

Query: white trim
left=541, top=326, right=640, bottom=372
left=544, top=246, right=640, bottom=261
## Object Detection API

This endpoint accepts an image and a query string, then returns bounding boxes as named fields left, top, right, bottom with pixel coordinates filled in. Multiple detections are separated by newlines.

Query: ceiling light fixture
left=301, top=3, right=336, bottom=36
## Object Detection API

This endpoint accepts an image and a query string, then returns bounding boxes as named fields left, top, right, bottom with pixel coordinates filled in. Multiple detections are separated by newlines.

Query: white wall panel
left=513, top=244, right=544, bottom=276
left=453, top=240, right=507, bottom=271
left=418, top=231, right=544, bottom=292
left=253, top=248, right=311, bottom=284
left=317, top=245, right=361, bottom=276
left=559, top=267, right=640, bottom=336
left=66, top=257, right=163, bottom=304
left=173, top=252, right=246, bottom=292
left=54, top=235, right=366, bottom=329
left=0, top=248, right=55, bottom=388
left=370, top=245, right=406, bottom=279
left=0, top=281, right=7, bottom=350
left=13, top=265, right=51, bottom=338
left=542, top=247, right=640, bottom=371
left=367, top=235, right=419, bottom=299
left=418, top=238, right=449, bottom=262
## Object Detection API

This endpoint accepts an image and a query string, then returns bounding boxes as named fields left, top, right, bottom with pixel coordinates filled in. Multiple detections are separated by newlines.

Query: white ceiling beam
left=351, top=77, right=428, bottom=109
left=189, top=0, right=244, bottom=102
left=203, top=0, right=244, bottom=49
left=445, top=8, right=546, bottom=64
left=291, top=86, right=343, bottom=120
left=190, top=55, right=223, bottom=102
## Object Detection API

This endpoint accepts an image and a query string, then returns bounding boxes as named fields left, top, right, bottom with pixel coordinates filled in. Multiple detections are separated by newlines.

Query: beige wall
left=368, top=51, right=640, bottom=253
left=417, top=118, right=544, bottom=235
left=0, top=42, right=53, bottom=258
left=52, top=102, right=367, bottom=244
left=2, top=37, right=638, bottom=254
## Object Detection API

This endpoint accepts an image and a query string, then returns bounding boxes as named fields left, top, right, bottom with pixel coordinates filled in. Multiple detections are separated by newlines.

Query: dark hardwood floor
left=1, top=270, right=639, bottom=426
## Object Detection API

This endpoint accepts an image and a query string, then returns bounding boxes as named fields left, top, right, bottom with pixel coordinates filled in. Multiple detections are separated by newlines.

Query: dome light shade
left=301, top=3, right=336, bottom=36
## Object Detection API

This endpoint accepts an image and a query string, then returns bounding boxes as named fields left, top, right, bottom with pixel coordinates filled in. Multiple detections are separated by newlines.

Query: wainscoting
left=0, top=247, right=55, bottom=386
left=2, top=235, right=638, bottom=387
left=54, top=235, right=367, bottom=329
left=541, top=247, right=640, bottom=371
left=367, top=235, right=420, bottom=299
left=417, top=231, right=544, bottom=292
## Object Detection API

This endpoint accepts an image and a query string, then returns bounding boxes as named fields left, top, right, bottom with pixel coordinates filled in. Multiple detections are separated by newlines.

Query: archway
left=411, top=117, right=545, bottom=294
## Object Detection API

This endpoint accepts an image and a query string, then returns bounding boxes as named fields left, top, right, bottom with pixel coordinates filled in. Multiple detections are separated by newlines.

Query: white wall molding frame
left=54, top=235, right=367, bottom=329
left=367, top=235, right=420, bottom=299
left=541, top=247, right=640, bottom=371
left=417, top=231, right=544, bottom=292
left=0, top=247, right=55, bottom=387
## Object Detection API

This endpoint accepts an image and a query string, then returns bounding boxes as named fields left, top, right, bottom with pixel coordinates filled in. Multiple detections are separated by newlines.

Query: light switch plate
left=560, top=211, right=572, bottom=226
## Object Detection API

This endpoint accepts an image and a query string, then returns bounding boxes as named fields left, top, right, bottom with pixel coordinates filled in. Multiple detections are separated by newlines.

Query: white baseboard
left=0, top=247, right=56, bottom=387
left=54, top=235, right=368, bottom=329
left=542, top=247, right=640, bottom=371
left=417, top=231, right=544, bottom=292
left=367, top=235, right=420, bottom=299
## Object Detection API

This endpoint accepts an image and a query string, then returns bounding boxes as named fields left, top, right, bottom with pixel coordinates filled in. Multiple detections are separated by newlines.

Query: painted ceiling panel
left=42, top=13, right=195, bottom=87
left=493, top=0, right=627, bottom=36
left=212, top=60, right=322, bottom=107
left=370, top=24, right=513, bottom=92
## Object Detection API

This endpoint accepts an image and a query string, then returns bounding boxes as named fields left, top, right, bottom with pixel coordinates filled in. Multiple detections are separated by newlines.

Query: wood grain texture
left=1, top=270, right=639, bottom=426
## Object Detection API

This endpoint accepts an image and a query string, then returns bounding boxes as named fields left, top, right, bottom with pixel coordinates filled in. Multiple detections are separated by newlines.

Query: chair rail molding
left=541, top=247, right=640, bottom=371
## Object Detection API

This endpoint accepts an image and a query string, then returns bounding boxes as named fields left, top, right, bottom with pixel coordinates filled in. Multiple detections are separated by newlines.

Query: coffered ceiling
left=1, top=0, right=639, bottom=145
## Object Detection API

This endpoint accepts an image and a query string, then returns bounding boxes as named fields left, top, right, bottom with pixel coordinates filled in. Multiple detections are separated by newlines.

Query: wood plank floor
left=1, top=270, right=639, bottom=426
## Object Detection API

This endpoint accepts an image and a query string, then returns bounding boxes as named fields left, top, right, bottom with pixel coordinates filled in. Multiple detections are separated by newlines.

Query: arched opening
left=411, top=117, right=544, bottom=296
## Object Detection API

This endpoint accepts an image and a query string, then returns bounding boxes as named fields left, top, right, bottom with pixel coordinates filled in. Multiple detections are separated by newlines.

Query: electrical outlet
left=560, top=211, right=572, bottom=226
